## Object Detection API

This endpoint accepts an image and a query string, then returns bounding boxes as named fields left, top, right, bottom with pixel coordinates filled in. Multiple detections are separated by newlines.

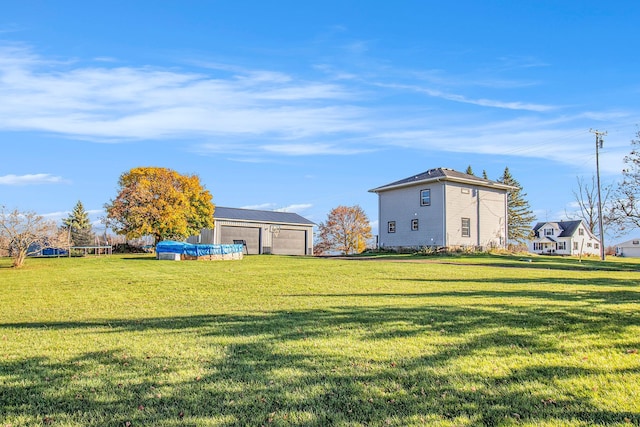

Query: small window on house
left=579, top=228, right=584, bottom=236
left=411, top=219, right=419, bottom=231
left=557, top=242, right=566, bottom=250
left=461, top=218, right=470, bottom=237
left=587, top=242, right=592, bottom=248
left=633, top=240, right=639, bottom=245
left=594, top=243, right=599, bottom=249
left=545, top=229, right=554, bottom=236
left=388, top=221, right=396, bottom=233
left=461, top=187, right=470, bottom=194
left=420, top=189, right=431, bottom=206
left=573, top=242, right=579, bottom=250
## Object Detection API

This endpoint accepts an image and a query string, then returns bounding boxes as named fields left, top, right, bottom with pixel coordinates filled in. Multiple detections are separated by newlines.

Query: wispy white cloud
left=0, top=43, right=635, bottom=172
left=41, top=210, right=69, bottom=219
left=274, top=204, right=313, bottom=213
left=238, top=203, right=312, bottom=214
left=0, top=173, right=66, bottom=185
left=375, top=115, right=630, bottom=175
left=261, top=143, right=374, bottom=156
left=196, top=140, right=375, bottom=157
left=239, top=203, right=277, bottom=210
left=0, top=45, right=363, bottom=142
left=374, top=82, right=555, bottom=112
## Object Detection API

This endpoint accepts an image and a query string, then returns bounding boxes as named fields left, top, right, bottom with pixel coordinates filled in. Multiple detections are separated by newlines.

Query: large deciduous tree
left=0, top=207, right=65, bottom=268
left=498, top=167, right=536, bottom=244
left=316, top=205, right=372, bottom=255
left=63, top=200, right=95, bottom=246
left=104, top=167, right=215, bottom=243
left=610, top=131, right=640, bottom=231
left=566, top=175, right=613, bottom=237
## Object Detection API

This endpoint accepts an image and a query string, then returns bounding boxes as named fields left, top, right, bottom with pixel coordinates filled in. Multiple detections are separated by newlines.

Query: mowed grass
left=1, top=254, right=639, bottom=426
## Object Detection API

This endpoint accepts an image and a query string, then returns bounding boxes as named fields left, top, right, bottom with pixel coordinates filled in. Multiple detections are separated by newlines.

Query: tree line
left=3, top=131, right=640, bottom=266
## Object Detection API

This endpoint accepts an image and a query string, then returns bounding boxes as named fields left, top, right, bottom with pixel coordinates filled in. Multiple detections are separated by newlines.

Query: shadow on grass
left=2, top=298, right=640, bottom=426
left=120, top=255, right=157, bottom=261
left=342, top=253, right=640, bottom=272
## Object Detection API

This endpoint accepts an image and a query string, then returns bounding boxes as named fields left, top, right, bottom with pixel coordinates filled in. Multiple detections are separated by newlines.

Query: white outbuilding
left=188, top=206, right=315, bottom=256
left=615, top=238, right=640, bottom=258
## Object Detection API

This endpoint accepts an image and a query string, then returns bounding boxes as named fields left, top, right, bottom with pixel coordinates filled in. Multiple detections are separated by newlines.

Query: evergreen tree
left=63, top=201, right=95, bottom=246
left=465, top=165, right=474, bottom=175
left=482, top=170, right=488, bottom=179
left=498, top=167, right=536, bottom=244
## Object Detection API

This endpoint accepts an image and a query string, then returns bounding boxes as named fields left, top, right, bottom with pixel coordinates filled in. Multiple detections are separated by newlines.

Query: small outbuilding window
left=388, top=221, right=396, bottom=233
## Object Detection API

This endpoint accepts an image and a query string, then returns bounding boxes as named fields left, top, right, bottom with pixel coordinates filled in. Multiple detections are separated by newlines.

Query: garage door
left=272, top=229, right=307, bottom=255
left=220, top=226, right=260, bottom=254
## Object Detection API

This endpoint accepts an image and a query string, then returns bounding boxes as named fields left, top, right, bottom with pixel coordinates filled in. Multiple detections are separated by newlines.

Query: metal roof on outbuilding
left=214, top=206, right=315, bottom=225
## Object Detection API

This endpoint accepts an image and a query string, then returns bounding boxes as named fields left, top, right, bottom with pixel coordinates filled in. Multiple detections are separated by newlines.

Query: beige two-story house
left=369, top=168, right=514, bottom=250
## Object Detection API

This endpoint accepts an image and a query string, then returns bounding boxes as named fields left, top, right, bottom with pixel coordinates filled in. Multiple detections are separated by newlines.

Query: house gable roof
left=214, top=206, right=315, bottom=226
left=368, top=167, right=515, bottom=193
left=532, top=220, right=587, bottom=238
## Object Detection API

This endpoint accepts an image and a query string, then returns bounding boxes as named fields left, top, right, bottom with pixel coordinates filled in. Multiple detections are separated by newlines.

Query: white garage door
left=272, top=229, right=307, bottom=255
left=220, top=226, right=261, bottom=254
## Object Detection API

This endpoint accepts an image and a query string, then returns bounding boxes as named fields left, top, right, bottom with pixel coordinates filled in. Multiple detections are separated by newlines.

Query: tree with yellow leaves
left=316, top=205, right=372, bottom=255
left=104, top=167, right=214, bottom=243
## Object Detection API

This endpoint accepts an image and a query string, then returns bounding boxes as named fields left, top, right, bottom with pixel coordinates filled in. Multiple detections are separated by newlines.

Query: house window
left=545, top=228, right=554, bottom=236
left=579, top=228, right=584, bottom=236
left=587, top=242, right=592, bottom=248
left=461, top=187, right=470, bottom=194
left=461, top=218, right=470, bottom=237
left=388, top=221, right=396, bottom=233
left=633, top=240, right=639, bottom=245
left=557, top=241, right=566, bottom=250
left=420, top=189, right=431, bottom=206
left=411, top=219, right=419, bottom=231
left=594, top=243, right=599, bottom=249
left=573, top=242, right=578, bottom=250
left=534, top=242, right=541, bottom=251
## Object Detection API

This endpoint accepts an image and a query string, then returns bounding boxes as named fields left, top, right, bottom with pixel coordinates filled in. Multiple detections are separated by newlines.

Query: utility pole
left=590, top=129, right=606, bottom=261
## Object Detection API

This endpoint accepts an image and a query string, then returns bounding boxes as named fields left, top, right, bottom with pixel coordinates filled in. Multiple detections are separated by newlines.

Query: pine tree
left=63, top=201, right=95, bottom=246
left=465, top=165, right=474, bottom=175
left=482, top=170, right=488, bottom=179
left=498, top=167, right=536, bottom=244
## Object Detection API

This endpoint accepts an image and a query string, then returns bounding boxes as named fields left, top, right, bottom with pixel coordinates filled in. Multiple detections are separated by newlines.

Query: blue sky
left=1, top=1, right=638, bottom=242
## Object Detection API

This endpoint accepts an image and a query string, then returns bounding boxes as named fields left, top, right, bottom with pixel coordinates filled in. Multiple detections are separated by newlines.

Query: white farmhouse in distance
left=529, top=220, right=600, bottom=256
left=369, top=167, right=514, bottom=250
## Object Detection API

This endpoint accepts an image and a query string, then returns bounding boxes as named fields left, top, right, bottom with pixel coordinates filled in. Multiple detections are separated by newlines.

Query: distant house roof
left=214, top=206, right=315, bottom=226
left=616, top=238, right=640, bottom=247
left=532, top=220, right=586, bottom=238
left=368, top=167, right=516, bottom=193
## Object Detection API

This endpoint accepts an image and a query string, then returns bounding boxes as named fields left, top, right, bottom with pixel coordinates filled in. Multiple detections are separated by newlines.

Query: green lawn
left=1, top=254, right=639, bottom=426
